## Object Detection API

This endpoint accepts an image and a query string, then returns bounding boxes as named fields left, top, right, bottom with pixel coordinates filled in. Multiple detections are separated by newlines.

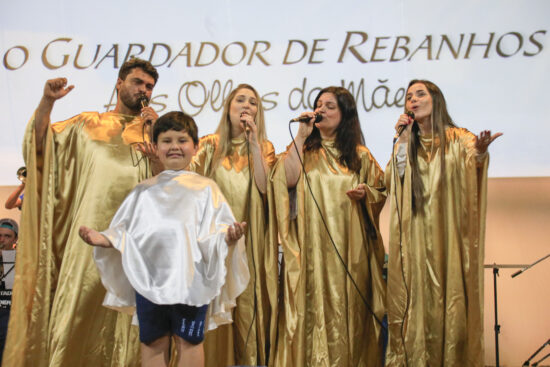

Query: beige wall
left=2, top=177, right=549, bottom=366
left=483, top=178, right=550, bottom=367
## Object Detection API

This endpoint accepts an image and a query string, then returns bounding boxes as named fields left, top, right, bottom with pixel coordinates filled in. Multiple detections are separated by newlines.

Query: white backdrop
left=1, top=0, right=549, bottom=185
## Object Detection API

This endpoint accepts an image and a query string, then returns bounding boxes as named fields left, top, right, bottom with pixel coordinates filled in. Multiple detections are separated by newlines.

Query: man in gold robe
left=3, top=58, right=159, bottom=367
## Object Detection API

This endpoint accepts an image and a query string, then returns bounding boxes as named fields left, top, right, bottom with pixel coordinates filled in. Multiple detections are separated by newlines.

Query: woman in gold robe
left=270, top=86, right=387, bottom=367
left=189, top=84, right=277, bottom=367
left=385, top=80, right=502, bottom=367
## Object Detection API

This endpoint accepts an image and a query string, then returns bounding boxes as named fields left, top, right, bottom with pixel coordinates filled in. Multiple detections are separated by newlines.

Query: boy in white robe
left=79, top=111, right=249, bottom=367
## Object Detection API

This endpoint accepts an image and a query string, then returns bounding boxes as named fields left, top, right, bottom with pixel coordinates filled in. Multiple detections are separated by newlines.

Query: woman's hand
left=346, top=183, right=367, bottom=201
left=296, top=111, right=317, bottom=141
left=394, top=113, right=414, bottom=143
left=240, top=111, right=258, bottom=142
left=475, top=130, right=503, bottom=154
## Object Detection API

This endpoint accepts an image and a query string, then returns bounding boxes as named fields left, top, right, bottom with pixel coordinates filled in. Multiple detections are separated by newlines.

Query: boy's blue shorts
left=135, top=292, right=208, bottom=345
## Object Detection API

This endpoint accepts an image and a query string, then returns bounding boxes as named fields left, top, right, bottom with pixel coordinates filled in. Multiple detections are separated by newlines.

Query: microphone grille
left=138, top=96, right=149, bottom=108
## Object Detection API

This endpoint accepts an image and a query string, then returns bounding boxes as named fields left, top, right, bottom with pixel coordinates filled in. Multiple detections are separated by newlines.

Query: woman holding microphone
left=190, top=84, right=277, bottom=367
left=270, top=86, right=387, bottom=367
left=385, top=79, right=501, bottom=367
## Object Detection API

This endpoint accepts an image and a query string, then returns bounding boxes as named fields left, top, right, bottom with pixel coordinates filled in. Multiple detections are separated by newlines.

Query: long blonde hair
left=406, top=80, right=457, bottom=214
left=212, top=84, right=267, bottom=168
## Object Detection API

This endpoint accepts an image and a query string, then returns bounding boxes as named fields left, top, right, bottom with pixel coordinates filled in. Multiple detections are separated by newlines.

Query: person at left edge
left=0, top=218, right=18, bottom=365
left=3, top=58, right=159, bottom=367
left=4, top=167, right=26, bottom=210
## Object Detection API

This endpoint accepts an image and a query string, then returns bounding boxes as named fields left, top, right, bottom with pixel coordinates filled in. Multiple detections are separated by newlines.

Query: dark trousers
left=0, top=307, right=10, bottom=366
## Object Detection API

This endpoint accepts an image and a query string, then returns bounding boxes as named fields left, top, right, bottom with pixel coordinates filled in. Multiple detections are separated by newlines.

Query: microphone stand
left=484, top=263, right=530, bottom=367
left=511, top=253, right=550, bottom=278
left=511, top=253, right=550, bottom=366
left=522, top=339, right=550, bottom=366
left=0, top=261, right=15, bottom=281
left=532, top=352, right=550, bottom=366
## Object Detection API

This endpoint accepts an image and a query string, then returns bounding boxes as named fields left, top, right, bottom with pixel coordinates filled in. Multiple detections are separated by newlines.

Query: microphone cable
left=392, top=114, right=437, bottom=367
left=130, top=120, right=151, bottom=178
left=134, top=95, right=154, bottom=177
left=242, top=131, right=260, bottom=365
left=391, top=136, right=410, bottom=367
left=288, top=120, right=387, bottom=331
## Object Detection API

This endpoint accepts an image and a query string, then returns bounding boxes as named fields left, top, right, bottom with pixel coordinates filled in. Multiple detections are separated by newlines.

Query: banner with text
left=1, top=0, right=549, bottom=184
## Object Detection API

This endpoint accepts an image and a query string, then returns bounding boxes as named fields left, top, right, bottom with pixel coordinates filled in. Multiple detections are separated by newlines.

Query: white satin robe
left=93, top=170, right=250, bottom=331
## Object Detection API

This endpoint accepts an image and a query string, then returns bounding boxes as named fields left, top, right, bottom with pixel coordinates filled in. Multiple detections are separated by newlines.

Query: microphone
left=240, top=112, right=251, bottom=134
left=138, top=95, right=149, bottom=109
left=393, top=111, right=415, bottom=143
left=290, top=113, right=322, bottom=123
left=138, top=96, right=152, bottom=125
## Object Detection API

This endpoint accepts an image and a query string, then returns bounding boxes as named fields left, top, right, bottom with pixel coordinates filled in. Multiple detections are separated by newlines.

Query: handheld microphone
left=291, top=113, right=322, bottom=123
left=393, top=111, right=415, bottom=143
left=138, top=96, right=152, bottom=124
left=138, top=95, right=149, bottom=109
left=240, top=112, right=251, bottom=134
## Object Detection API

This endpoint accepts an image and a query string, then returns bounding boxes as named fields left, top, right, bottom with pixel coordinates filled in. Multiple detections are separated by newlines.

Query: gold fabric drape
left=190, top=134, right=277, bottom=367
left=385, top=128, right=488, bottom=367
left=3, top=112, right=150, bottom=367
left=269, top=140, right=387, bottom=367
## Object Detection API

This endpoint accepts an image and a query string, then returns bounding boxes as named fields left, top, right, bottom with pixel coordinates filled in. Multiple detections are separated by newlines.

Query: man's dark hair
left=153, top=111, right=199, bottom=145
left=118, top=57, right=159, bottom=84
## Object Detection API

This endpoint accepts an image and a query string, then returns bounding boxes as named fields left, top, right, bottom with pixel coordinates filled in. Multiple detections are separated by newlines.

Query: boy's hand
left=79, top=226, right=113, bottom=248
left=135, top=141, right=164, bottom=175
left=135, top=141, right=158, bottom=160
left=225, top=221, right=247, bottom=245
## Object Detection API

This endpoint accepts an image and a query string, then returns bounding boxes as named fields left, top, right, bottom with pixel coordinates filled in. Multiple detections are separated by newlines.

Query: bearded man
left=3, top=58, right=159, bottom=367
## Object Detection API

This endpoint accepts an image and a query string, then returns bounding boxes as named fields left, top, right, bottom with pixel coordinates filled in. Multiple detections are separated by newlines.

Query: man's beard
left=119, top=88, right=141, bottom=113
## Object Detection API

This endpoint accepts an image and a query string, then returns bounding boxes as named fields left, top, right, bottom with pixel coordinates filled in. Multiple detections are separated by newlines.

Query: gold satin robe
left=190, top=134, right=277, bottom=367
left=3, top=112, right=149, bottom=367
left=269, top=140, right=387, bottom=367
left=385, top=128, right=488, bottom=367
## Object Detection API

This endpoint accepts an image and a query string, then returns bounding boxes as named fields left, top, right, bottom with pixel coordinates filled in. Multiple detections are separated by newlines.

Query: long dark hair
left=304, top=87, right=365, bottom=174
left=407, top=80, right=457, bottom=214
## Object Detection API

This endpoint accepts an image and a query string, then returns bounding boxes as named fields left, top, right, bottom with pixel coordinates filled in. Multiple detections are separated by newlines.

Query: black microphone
left=511, top=269, right=523, bottom=278
left=393, top=111, right=415, bottom=143
left=290, top=113, right=322, bottom=123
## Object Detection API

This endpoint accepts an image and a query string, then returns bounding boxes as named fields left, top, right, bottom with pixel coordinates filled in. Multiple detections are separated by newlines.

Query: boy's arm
left=79, top=225, right=113, bottom=248
left=135, top=142, right=164, bottom=176
left=225, top=221, right=247, bottom=246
